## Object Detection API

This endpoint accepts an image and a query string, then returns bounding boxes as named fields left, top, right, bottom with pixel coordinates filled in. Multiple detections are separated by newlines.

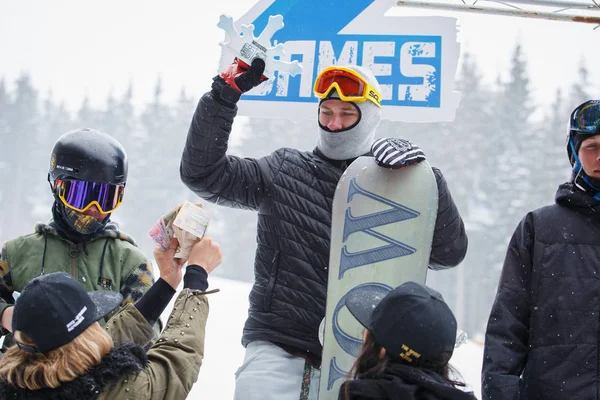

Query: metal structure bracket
left=396, top=0, right=600, bottom=27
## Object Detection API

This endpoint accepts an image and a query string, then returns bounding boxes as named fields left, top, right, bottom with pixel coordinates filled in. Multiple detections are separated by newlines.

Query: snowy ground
left=161, top=276, right=484, bottom=399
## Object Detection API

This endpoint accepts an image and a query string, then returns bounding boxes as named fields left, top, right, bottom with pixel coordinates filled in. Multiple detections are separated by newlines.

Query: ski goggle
left=313, top=66, right=382, bottom=108
left=571, top=100, right=600, bottom=134
left=54, top=179, right=125, bottom=215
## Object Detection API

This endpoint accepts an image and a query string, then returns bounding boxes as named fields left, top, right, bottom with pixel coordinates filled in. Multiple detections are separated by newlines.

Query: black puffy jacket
left=482, top=183, right=600, bottom=400
left=180, top=92, right=468, bottom=362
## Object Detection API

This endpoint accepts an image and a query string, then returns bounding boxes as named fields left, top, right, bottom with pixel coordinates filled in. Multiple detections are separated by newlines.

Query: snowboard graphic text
left=328, top=282, right=392, bottom=389
left=339, top=178, right=419, bottom=278
left=328, top=178, right=420, bottom=389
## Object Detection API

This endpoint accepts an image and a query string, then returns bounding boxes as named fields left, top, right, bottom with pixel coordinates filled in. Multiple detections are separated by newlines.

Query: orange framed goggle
left=313, top=66, right=382, bottom=108
left=55, top=179, right=125, bottom=215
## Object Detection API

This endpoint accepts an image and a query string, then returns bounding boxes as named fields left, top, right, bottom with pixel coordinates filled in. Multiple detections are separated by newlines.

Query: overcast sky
left=1, top=0, right=598, bottom=113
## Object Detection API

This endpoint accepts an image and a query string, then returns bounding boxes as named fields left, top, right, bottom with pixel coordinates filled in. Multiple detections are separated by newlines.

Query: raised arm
left=104, top=236, right=223, bottom=400
left=180, top=58, right=276, bottom=211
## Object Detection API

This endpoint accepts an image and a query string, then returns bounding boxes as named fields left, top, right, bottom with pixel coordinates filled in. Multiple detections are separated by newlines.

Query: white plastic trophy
left=217, top=14, right=303, bottom=80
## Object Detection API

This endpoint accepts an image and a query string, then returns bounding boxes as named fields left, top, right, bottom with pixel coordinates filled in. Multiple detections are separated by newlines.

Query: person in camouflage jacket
left=0, top=129, right=160, bottom=342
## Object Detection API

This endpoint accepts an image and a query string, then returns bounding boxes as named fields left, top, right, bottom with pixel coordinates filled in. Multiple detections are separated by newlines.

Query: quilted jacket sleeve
left=429, top=167, right=468, bottom=269
left=105, top=303, right=154, bottom=348
left=99, top=289, right=213, bottom=400
left=180, top=92, right=279, bottom=211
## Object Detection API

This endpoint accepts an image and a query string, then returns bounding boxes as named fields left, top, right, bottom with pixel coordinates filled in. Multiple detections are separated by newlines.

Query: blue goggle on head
left=571, top=100, right=600, bottom=135
left=567, top=100, right=600, bottom=200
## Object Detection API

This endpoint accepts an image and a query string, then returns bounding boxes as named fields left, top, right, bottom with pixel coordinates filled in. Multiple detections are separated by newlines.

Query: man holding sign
left=180, top=56, right=467, bottom=398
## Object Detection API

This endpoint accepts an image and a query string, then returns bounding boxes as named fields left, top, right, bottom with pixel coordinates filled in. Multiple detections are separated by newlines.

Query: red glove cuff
left=220, top=59, right=251, bottom=93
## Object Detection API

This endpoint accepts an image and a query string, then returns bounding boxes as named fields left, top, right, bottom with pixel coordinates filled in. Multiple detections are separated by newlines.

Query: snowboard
left=317, top=156, right=438, bottom=400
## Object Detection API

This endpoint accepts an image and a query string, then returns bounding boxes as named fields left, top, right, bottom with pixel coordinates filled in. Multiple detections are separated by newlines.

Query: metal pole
left=492, top=0, right=599, bottom=10
left=396, top=0, right=600, bottom=24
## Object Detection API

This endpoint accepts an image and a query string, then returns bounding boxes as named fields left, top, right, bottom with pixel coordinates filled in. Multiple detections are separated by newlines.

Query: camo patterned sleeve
left=0, top=243, right=13, bottom=304
left=120, top=259, right=156, bottom=305
left=0, top=242, right=14, bottom=333
left=121, top=259, right=162, bottom=340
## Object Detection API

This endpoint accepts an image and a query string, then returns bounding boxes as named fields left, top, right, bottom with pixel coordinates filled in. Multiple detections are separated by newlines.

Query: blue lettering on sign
left=339, top=179, right=419, bottom=279
left=328, top=282, right=392, bottom=389
left=245, top=1, right=442, bottom=108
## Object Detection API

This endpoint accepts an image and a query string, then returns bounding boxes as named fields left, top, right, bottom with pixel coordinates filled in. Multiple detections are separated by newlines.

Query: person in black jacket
left=340, top=281, right=475, bottom=400
left=482, top=100, right=600, bottom=400
left=180, top=58, right=468, bottom=400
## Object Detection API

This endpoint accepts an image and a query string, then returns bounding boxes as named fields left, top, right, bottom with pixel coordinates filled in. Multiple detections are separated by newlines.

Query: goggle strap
left=570, top=140, right=582, bottom=173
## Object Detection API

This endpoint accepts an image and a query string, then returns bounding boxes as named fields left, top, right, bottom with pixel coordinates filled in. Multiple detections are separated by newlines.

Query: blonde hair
left=0, top=322, right=113, bottom=390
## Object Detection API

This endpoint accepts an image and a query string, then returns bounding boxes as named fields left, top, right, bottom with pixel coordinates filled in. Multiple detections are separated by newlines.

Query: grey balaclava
left=317, top=64, right=382, bottom=160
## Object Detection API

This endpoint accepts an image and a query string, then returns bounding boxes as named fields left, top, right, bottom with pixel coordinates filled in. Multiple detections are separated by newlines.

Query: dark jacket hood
left=556, top=182, right=600, bottom=218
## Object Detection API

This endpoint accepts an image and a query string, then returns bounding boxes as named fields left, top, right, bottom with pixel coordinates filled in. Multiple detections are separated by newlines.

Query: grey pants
left=233, top=341, right=321, bottom=400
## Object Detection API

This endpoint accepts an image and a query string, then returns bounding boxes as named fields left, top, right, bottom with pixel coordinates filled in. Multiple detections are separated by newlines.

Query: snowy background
left=1, top=0, right=599, bottom=398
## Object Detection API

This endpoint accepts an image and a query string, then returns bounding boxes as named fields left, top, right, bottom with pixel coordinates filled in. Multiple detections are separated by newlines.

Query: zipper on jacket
left=263, top=250, right=281, bottom=311
left=68, top=245, right=78, bottom=279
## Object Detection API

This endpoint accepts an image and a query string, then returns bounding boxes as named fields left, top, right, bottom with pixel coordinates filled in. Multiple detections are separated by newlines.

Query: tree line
left=0, top=42, right=595, bottom=337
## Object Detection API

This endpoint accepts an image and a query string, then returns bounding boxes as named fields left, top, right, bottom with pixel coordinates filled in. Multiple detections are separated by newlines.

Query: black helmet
left=48, top=128, right=128, bottom=185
